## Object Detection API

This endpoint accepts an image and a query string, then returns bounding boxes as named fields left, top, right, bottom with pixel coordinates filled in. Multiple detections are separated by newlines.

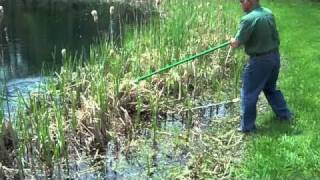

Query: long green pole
left=135, top=41, right=230, bottom=83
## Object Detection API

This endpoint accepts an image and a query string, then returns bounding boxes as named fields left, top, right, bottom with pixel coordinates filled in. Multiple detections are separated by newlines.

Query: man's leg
left=240, top=88, right=259, bottom=131
left=240, top=58, right=273, bottom=132
left=263, top=55, right=292, bottom=120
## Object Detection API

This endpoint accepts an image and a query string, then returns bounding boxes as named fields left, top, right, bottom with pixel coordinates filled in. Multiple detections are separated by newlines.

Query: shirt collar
left=252, top=4, right=261, bottom=11
left=248, top=4, right=261, bottom=13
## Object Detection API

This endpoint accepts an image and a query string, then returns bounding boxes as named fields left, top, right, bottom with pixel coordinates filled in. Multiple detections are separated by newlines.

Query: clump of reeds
left=0, top=122, right=16, bottom=167
left=0, top=121, right=19, bottom=179
left=2, top=0, right=244, bottom=178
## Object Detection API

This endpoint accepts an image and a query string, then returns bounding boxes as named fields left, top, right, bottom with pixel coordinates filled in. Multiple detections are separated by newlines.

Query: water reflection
left=1, top=76, right=46, bottom=119
left=0, top=0, right=152, bottom=81
left=0, top=0, right=155, bottom=117
left=0, top=0, right=112, bottom=120
left=0, top=0, right=106, bottom=82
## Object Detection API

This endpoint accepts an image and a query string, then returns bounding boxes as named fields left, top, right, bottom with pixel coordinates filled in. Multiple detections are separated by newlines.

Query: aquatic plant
left=2, top=0, right=244, bottom=178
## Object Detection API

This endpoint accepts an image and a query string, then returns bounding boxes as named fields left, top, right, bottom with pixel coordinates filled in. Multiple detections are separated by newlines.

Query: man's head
left=239, top=0, right=259, bottom=13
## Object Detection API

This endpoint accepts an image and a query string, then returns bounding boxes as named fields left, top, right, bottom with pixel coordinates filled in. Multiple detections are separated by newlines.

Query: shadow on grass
left=253, top=113, right=303, bottom=137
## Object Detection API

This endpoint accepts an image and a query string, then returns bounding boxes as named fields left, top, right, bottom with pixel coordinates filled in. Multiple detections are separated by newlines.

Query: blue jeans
left=240, top=51, right=292, bottom=131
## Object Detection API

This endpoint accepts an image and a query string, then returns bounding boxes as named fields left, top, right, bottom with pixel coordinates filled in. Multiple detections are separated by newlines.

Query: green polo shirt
left=235, top=5, right=280, bottom=56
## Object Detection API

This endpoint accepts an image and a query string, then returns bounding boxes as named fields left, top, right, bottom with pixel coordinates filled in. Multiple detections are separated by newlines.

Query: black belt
left=250, top=48, right=279, bottom=57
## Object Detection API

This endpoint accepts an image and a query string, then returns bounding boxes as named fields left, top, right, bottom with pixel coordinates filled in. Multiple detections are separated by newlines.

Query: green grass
left=235, top=0, right=320, bottom=179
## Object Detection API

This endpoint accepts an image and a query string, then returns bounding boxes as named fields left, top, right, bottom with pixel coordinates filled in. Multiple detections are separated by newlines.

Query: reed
left=2, top=0, right=244, bottom=178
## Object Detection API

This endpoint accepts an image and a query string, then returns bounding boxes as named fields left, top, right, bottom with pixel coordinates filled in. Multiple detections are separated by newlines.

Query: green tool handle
left=135, top=41, right=230, bottom=83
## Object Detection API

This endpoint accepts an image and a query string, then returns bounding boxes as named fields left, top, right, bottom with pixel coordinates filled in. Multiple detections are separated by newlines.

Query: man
left=230, top=0, right=293, bottom=133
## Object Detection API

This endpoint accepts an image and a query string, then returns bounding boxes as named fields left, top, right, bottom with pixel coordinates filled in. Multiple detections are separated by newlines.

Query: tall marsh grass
left=1, top=0, right=244, bottom=178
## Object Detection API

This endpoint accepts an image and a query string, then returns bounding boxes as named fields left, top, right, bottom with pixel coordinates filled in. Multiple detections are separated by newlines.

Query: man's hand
left=230, top=38, right=240, bottom=48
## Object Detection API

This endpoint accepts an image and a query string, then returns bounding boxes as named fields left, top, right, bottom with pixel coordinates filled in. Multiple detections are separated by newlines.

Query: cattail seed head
left=0, top=6, right=4, bottom=16
left=91, top=10, right=97, bottom=17
left=156, top=0, right=161, bottom=6
left=91, top=10, right=98, bottom=23
left=109, top=6, right=115, bottom=15
left=61, top=48, right=66, bottom=57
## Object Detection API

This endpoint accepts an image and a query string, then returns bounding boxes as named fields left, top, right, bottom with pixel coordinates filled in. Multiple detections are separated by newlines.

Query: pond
left=0, top=0, right=150, bottom=117
left=0, top=0, right=104, bottom=81
left=0, top=0, right=105, bottom=117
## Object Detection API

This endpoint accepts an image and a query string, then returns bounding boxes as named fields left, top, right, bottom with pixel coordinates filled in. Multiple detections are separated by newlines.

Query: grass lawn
left=235, top=0, right=320, bottom=179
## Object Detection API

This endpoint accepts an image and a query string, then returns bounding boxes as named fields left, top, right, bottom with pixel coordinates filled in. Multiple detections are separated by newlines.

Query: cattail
left=0, top=6, right=3, bottom=26
left=109, top=49, right=115, bottom=56
left=91, top=10, right=98, bottom=23
left=0, top=6, right=4, bottom=18
left=156, top=0, right=161, bottom=7
left=109, top=6, right=115, bottom=15
left=61, top=48, right=66, bottom=58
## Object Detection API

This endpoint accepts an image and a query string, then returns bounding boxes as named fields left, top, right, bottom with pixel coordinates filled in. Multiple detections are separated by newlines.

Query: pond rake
left=134, top=41, right=230, bottom=83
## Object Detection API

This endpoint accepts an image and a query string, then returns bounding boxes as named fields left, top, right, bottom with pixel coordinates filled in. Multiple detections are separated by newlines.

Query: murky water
left=0, top=1, right=107, bottom=81
left=0, top=0, right=110, bottom=117
left=99, top=101, right=238, bottom=179
left=1, top=76, right=47, bottom=119
left=15, top=99, right=237, bottom=179
left=39, top=101, right=238, bottom=180
left=0, top=0, right=151, bottom=117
